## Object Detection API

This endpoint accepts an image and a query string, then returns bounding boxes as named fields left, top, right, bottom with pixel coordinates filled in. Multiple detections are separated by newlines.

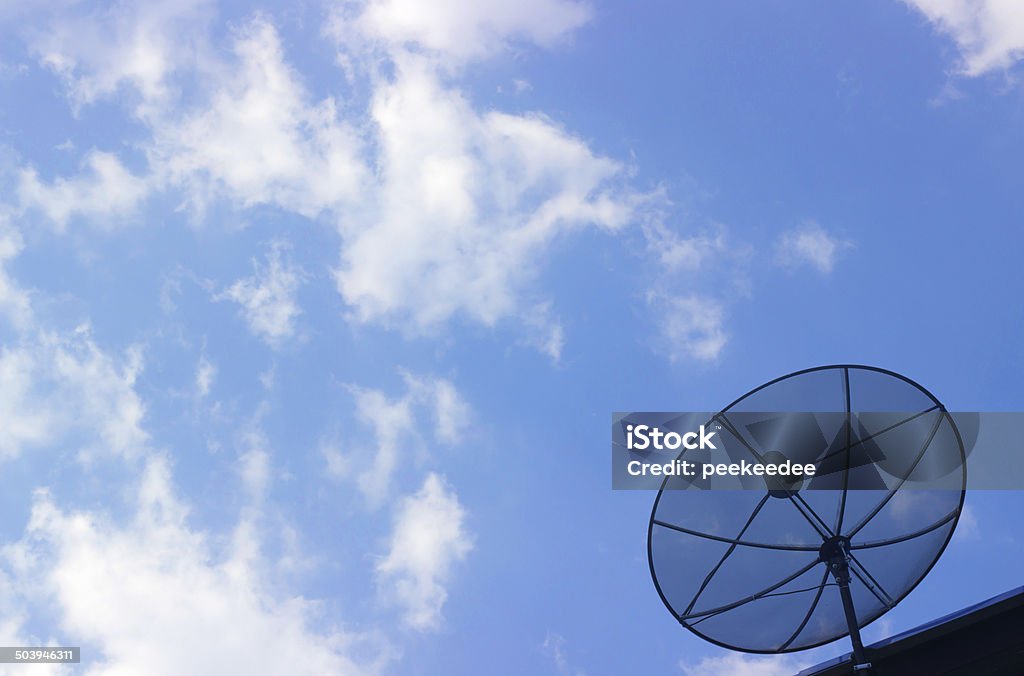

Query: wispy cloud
left=542, top=632, right=586, bottom=676
left=150, top=18, right=366, bottom=217
left=9, top=456, right=383, bottom=675
left=648, top=292, right=728, bottom=363
left=376, top=472, right=473, bottom=631
left=195, top=354, right=216, bottom=399
left=344, top=0, right=590, bottom=64
left=680, top=653, right=811, bottom=676
left=346, top=385, right=416, bottom=506
left=775, top=222, right=852, bottom=274
left=639, top=217, right=747, bottom=364
left=0, top=326, right=148, bottom=462
left=18, top=151, right=149, bottom=230
left=643, top=221, right=727, bottom=273
left=522, top=302, right=566, bottom=364
left=0, top=219, right=32, bottom=328
left=331, top=373, right=470, bottom=507
left=217, top=240, right=304, bottom=349
left=11, top=4, right=643, bottom=361
left=333, top=60, right=642, bottom=339
left=905, top=0, right=1024, bottom=76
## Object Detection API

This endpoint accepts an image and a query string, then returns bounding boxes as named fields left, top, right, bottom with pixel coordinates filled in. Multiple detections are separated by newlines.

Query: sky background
left=0, top=1, right=1022, bottom=674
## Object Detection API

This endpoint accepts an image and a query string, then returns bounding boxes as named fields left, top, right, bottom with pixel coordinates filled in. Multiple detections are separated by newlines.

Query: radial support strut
left=819, top=536, right=873, bottom=673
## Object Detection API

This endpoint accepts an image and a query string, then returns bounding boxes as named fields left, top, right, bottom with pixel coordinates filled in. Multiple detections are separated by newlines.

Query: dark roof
left=797, top=586, right=1024, bottom=676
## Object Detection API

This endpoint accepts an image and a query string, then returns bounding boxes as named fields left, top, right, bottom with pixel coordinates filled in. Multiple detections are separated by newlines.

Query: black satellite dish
left=647, top=365, right=966, bottom=672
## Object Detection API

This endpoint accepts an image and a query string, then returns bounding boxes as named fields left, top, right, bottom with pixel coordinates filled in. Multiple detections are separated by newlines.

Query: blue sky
left=0, top=1, right=1022, bottom=674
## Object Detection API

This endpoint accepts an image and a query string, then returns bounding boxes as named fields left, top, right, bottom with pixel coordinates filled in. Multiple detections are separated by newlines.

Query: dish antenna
left=647, top=365, right=966, bottom=672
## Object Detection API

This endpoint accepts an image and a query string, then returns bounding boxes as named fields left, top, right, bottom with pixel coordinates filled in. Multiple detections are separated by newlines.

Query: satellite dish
left=647, top=365, right=966, bottom=671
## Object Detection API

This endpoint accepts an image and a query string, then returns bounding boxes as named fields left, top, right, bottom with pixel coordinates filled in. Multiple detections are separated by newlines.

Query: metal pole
left=837, top=575, right=871, bottom=671
left=820, top=536, right=873, bottom=673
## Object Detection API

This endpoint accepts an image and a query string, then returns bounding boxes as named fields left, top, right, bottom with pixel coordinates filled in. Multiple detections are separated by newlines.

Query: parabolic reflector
left=647, top=365, right=966, bottom=654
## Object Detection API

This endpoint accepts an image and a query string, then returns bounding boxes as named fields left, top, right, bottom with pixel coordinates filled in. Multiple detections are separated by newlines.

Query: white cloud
left=322, top=442, right=351, bottom=480
left=353, top=0, right=591, bottom=63
left=335, top=374, right=469, bottom=506
left=239, top=444, right=271, bottom=502
left=259, top=364, right=277, bottom=391
left=680, top=653, right=811, bottom=676
left=234, top=404, right=276, bottom=506
left=522, top=302, right=565, bottom=363
left=0, top=327, right=148, bottom=461
left=12, top=6, right=644, bottom=358
left=906, top=0, right=1024, bottom=75
left=644, top=222, right=728, bottom=272
left=542, top=632, right=586, bottom=676
left=24, top=14, right=365, bottom=222
left=649, top=293, right=727, bottom=363
left=217, top=241, right=303, bottom=349
left=149, top=18, right=366, bottom=216
left=335, top=56, right=640, bottom=336
left=349, top=386, right=416, bottom=507
left=376, top=473, right=472, bottom=631
left=195, top=355, right=216, bottom=399
left=431, top=379, right=470, bottom=445
left=403, top=373, right=471, bottom=445
left=18, top=151, right=149, bottom=230
left=0, top=569, right=65, bottom=676
left=639, top=218, right=750, bottom=365
left=0, top=219, right=32, bottom=328
left=0, top=221, right=147, bottom=462
left=775, top=223, right=852, bottom=274
left=27, top=0, right=210, bottom=110
left=51, top=331, right=148, bottom=461
left=0, top=346, right=56, bottom=459
left=0, top=178, right=386, bottom=675
left=9, top=456, right=378, bottom=676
